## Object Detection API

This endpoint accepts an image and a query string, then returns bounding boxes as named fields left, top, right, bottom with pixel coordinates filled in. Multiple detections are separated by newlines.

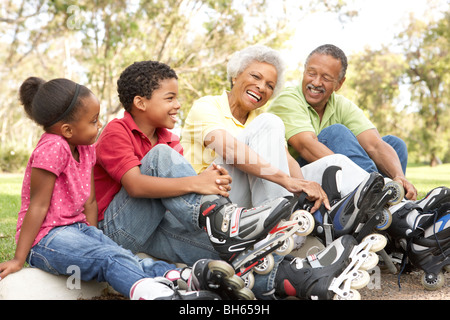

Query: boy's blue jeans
left=27, top=223, right=175, bottom=297
left=96, top=133, right=281, bottom=298
left=98, top=144, right=220, bottom=266
left=297, top=124, right=408, bottom=174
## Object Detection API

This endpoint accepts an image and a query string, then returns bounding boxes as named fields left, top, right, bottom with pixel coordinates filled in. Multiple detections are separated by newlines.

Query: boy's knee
left=149, top=144, right=178, bottom=160
left=151, top=144, right=172, bottom=153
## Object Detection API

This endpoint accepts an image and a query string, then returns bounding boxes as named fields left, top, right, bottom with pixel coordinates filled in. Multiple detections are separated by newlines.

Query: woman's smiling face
left=231, top=61, right=278, bottom=112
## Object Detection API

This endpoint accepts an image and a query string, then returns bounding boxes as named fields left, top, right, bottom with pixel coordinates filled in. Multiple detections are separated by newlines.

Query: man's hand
left=393, top=176, right=417, bottom=201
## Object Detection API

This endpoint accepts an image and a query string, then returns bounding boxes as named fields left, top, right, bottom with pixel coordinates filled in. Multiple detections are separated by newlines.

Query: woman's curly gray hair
left=227, top=45, right=286, bottom=97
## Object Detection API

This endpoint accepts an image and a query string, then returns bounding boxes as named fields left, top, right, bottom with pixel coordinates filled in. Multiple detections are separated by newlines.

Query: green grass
left=406, top=164, right=450, bottom=199
left=0, top=173, right=22, bottom=262
left=0, top=164, right=449, bottom=263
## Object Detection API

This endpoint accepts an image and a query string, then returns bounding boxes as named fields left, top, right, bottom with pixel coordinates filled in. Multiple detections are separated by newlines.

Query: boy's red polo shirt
left=94, top=111, right=183, bottom=221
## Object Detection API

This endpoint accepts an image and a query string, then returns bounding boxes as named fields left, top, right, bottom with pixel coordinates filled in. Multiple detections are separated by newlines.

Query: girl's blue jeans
left=27, top=222, right=175, bottom=297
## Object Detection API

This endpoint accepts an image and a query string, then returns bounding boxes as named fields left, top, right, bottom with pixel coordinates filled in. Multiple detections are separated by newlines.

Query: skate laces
left=397, top=209, right=432, bottom=289
left=431, top=206, right=448, bottom=260
left=397, top=206, right=448, bottom=289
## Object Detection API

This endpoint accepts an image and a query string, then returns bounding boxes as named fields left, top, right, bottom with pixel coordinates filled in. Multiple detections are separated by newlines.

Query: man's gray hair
left=305, top=44, right=348, bottom=80
left=227, top=45, right=285, bottom=97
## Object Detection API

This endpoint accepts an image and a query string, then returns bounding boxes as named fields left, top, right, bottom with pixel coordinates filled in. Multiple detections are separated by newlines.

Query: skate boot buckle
left=221, top=204, right=237, bottom=233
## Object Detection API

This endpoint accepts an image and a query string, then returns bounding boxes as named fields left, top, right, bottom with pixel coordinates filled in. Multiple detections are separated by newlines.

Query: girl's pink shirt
left=15, top=133, right=96, bottom=247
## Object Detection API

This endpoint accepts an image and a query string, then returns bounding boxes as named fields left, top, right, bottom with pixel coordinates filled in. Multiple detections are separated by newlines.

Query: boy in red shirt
left=94, top=61, right=293, bottom=270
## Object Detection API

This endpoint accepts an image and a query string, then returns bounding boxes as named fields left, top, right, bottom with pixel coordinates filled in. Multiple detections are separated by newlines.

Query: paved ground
left=360, top=270, right=449, bottom=300
left=90, top=269, right=449, bottom=300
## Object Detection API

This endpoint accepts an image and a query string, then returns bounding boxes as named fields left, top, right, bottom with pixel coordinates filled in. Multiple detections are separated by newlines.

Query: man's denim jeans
left=297, top=124, right=408, bottom=175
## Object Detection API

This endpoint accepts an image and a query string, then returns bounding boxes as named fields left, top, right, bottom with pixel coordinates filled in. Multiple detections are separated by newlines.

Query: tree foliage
left=0, top=0, right=353, bottom=158
left=399, top=11, right=450, bottom=165
left=0, top=0, right=448, bottom=170
left=341, top=8, right=449, bottom=166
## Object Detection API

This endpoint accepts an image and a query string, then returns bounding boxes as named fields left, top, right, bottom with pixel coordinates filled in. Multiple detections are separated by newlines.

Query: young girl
left=0, top=77, right=246, bottom=300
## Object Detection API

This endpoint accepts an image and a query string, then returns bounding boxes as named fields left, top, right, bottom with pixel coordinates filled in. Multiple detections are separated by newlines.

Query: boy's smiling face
left=139, top=77, right=181, bottom=130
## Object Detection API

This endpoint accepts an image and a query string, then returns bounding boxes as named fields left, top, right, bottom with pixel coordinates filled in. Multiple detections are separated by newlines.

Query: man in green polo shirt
left=268, top=44, right=417, bottom=200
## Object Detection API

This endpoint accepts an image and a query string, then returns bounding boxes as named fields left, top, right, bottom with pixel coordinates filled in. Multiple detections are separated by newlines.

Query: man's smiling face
left=302, top=53, right=345, bottom=111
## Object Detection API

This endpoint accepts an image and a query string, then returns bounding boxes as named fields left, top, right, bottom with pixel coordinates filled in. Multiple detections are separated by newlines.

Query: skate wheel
left=350, top=270, right=370, bottom=289
left=384, top=181, right=405, bottom=205
left=254, top=254, right=275, bottom=275
left=375, top=208, right=392, bottom=231
left=291, top=210, right=315, bottom=236
left=445, top=265, right=450, bottom=273
left=224, top=274, right=245, bottom=291
left=242, top=272, right=255, bottom=289
left=333, top=289, right=361, bottom=300
left=360, top=251, right=379, bottom=270
left=208, top=260, right=235, bottom=278
left=235, top=287, right=255, bottom=300
left=362, top=233, right=387, bottom=252
left=421, top=272, right=445, bottom=291
left=275, top=236, right=295, bottom=256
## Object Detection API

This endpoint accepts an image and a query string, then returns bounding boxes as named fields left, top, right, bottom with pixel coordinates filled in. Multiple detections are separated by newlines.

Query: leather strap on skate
left=200, top=197, right=231, bottom=216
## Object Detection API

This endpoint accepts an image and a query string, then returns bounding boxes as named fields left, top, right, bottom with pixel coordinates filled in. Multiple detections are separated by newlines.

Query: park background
left=0, top=0, right=450, bottom=274
left=0, top=0, right=450, bottom=262
left=0, top=0, right=449, bottom=170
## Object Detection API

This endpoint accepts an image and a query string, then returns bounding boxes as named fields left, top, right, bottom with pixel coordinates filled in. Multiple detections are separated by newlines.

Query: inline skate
left=416, top=186, right=450, bottom=212
left=199, top=195, right=314, bottom=280
left=386, top=201, right=450, bottom=290
left=130, top=258, right=253, bottom=300
left=297, top=167, right=404, bottom=245
left=186, top=259, right=255, bottom=300
left=273, top=233, right=387, bottom=300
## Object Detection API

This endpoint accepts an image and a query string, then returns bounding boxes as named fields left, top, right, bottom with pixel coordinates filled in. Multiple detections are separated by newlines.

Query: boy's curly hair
left=117, top=61, right=178, bottom=112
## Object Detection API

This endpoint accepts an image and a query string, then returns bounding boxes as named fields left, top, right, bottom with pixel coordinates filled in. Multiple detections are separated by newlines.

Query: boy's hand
left=199, top=163, right=232, bottom=197
left=211, top=163, right=232, bottom=184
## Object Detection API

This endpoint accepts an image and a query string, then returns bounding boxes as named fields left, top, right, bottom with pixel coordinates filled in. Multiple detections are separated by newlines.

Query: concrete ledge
left=0, top=253, right=181, bottom=300
left=0, top=238, right=322, bottom=300
left=0, top=268, right=109, bottom=300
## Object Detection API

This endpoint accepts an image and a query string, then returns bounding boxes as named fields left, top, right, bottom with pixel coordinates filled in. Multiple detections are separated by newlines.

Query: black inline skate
left=297, top=167, right=404, bottom=245
left=273, top=233, right=387, bottom=300
left=186, top=259, right=255, bottom=300
left=416, top=186, right=450, bottom=212
left=386, top=200, right=450, bottom=290
left=199, top=195, right=314, bottom=278
left=130, top=258, right=254, bottom=300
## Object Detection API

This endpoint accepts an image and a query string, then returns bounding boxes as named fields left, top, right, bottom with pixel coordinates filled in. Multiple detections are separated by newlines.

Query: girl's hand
left=0, top=258, right=24, bottom=281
